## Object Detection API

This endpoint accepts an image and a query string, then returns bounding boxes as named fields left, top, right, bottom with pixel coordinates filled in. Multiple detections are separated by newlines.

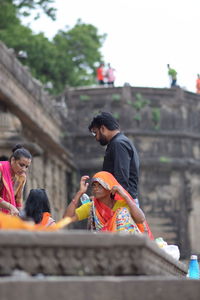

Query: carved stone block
left=0, top=231, right=187, bottom=276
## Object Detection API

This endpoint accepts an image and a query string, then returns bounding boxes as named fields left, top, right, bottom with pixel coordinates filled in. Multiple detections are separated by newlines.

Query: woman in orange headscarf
left=64, top=171, right=154, bottom=239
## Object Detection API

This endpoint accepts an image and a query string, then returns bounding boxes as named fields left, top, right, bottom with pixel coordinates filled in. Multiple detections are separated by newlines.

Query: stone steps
left=0, top=276, right=199, bottom=300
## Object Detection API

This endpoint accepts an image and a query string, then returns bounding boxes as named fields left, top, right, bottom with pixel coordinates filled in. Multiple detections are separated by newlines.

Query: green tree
left=0, top=1, right=20, bottom=30
left=1, top=0, right=56, bottom=20
left=53, top=19, right=106, bottom=89
left=0, top=3, right=106, bottom=94
left=0, top=0, right=57, bottom=81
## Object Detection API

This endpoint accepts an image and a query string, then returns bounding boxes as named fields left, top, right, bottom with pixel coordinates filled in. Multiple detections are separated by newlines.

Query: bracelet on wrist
left=72, top=199, right=78, bottom=206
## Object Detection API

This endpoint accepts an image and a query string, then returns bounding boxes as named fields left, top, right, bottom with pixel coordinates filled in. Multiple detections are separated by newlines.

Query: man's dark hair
left=88, top=112, right=120, bottom=131
left=24, top=189, right=51, bottom=224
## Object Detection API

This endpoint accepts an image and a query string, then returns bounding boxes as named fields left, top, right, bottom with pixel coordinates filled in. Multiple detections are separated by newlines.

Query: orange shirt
left=39, top=212, right=55, bottom=227
left=196, top=79, right=200, bottom=93
left=97, top=67, right=104, bottom=81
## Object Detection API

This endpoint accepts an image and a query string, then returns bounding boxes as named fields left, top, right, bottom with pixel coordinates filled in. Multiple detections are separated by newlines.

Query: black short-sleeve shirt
left=102, top=132, right=139, bottom=199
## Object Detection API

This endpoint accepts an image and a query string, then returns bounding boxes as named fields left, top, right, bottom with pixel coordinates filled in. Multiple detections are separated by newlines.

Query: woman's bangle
left=72, top=199, right=78, bottom=206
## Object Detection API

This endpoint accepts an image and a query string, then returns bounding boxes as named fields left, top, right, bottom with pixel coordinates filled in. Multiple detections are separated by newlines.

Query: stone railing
left=0, top=42, right=61, bottom=122
left=0, top=231, right=187, bottom=277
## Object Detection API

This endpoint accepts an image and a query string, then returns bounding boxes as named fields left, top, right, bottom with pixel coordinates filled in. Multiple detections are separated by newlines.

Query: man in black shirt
left=88, top=112, right=140, bottom=205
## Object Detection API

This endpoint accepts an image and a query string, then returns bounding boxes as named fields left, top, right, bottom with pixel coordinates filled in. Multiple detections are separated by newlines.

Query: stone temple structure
left=0, top=42, right=76, bottom=221
left=1, top=41, right=200, bottom=259
left=60, top=85, right=200, bottom=258
left=1, top=41, right=200, bottom=300
left=1, top=231, right=199, bottom=300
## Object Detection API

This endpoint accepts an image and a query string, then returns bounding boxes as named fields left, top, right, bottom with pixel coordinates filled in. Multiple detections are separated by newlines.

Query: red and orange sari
left=89, top=171, right=154, bottom=239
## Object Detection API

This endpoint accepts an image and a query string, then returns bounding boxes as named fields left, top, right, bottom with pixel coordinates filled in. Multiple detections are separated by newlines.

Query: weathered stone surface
left=1, top=39, right=200, bottom=259
left=0, top=277, right=199, bottom=300
left=0, top=42, right=76, bottom=220
left=0, top=41, right=197, bottom=299
left=0, top=231, right=186, bottom=277
left=61, top=86, right=200, bottom=258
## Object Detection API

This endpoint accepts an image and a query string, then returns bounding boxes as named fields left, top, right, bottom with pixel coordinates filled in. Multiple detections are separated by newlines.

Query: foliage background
left=0, top=0, right=106, bottom=94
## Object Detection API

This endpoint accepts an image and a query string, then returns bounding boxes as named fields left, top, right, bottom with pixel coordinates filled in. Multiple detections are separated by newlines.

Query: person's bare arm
left=0, top=199, right=19, bottom=215
left=63, top=175, right=89, bottom=220
left=111, top=185, right=145, bottom=223
left=15, top=173, right=26, bottom=209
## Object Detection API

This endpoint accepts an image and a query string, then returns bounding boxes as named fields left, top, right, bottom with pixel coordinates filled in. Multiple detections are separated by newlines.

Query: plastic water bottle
left=80, top=193, right=91, bottom=205
left=188, top=255, right=200, bottom=279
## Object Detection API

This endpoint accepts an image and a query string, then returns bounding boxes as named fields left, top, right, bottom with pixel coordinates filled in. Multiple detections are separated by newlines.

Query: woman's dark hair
left=10, top=144, right=32, bottom=161
left=88, top=112, right=120, bottom=131
left=24, top=189, right=51, bottom=224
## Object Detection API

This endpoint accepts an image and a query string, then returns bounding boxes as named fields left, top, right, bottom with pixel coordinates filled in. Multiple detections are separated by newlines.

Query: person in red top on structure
left=96, top=63, right=105, bottom=85
left=196, top=74, right=200, bottom=94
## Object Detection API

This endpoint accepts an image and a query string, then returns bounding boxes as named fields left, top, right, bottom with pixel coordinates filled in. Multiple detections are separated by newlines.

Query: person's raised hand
left=110, top=185, right=125, bottom=198
left=79, top=175, right=90, bottom=194
left=19, top=172, right=26, bottom=181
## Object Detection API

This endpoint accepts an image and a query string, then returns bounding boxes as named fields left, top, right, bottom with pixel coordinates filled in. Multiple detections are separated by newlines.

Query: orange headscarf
left=92, top=171, right=135, bottom=202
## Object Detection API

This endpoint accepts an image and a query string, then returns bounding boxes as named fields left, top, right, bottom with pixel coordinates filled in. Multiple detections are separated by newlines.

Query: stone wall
left=0, top=42, right=76, bottom=220
left=1, top=277, right=200, bottom=300
left=61, top=85, right=200, bottom=258
left=1, top=39, right=200, bottom=258
left=0, top=231, right=187, bottom=276
left=1, top=231, right=197, bottom=300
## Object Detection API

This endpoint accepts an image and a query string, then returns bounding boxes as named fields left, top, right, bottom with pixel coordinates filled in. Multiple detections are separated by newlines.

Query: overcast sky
left=23, top=0, right=200, bottom=92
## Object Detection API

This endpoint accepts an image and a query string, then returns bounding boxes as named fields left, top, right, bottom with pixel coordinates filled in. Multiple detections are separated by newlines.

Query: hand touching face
left=110, top=185, right=125, bottom=198
left=11, top=156, right=31, bottom=176
left=79, top=175, right=89, bottom=194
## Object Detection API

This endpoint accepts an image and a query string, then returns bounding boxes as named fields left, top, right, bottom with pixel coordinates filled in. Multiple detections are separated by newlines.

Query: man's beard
left=98, top=133, right=108, bottom=146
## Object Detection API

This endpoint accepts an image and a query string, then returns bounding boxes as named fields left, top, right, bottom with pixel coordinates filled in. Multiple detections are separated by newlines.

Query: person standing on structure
left=96, top=63, right=105, bottom=85
left=196, top=74, right=200, bottom=94
left=167, top=64, right=177, bottom=87
left=88, top=112, right=140, bottom=207
left=106, top=63, right=116, bottom=86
